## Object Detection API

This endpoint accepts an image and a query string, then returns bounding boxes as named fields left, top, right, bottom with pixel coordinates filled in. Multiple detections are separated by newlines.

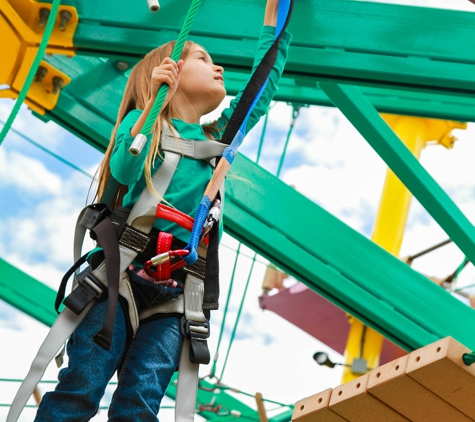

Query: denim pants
left=35, top=271, right=184, bottom=422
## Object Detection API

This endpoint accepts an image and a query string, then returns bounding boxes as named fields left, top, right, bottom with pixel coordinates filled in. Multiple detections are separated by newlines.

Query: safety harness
left=6, top=122, right=226, bottom=422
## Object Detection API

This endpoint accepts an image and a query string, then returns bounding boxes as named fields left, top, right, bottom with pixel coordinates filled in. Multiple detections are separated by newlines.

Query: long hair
left=94, top=40, right=221, bottom=209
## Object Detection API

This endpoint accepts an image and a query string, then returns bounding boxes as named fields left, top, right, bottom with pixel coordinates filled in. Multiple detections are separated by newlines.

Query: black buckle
left=79, top=203, right=111, bottom=231
left=63, top=267, right=107, bottom=315
left=180, top=317, right=210, bottom=339
left=180, top=317, right=211, bottom=365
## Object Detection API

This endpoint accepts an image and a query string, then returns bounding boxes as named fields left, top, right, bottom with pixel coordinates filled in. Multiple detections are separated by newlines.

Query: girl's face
left=178, top=45, right=226, bottom=114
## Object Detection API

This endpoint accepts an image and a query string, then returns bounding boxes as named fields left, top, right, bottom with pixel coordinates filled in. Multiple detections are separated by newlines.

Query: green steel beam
left=0, top=258, right=57, bottom=327
left=43, top=55, right=475, bottom=149
left=69, top=0, right=475, bottom=97
left=224, top=154, right=475, bottom=352
left=320, top=82, right=475, bottom=267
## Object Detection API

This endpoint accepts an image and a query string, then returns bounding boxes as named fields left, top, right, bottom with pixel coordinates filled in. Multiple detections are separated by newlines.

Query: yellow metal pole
left=341, top=115, right=466, bottom=384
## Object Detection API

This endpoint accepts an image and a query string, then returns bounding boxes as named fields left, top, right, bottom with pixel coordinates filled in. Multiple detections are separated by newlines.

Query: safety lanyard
left=183, top=0, right=294, bottom=265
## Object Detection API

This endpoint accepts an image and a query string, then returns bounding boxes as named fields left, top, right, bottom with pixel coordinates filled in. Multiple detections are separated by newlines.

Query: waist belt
left=117, top=224, right=208, bottom=280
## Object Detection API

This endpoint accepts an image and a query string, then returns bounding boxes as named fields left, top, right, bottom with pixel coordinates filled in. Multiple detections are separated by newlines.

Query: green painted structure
left=2, top=0, right=475, bottom=419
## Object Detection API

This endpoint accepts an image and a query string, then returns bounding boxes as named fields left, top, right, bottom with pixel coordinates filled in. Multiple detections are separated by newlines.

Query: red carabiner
left=143, top=249, right=189, bottom=279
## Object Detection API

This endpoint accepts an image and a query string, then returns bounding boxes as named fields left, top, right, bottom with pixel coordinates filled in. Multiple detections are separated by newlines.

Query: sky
left=1, top=0, right=475, bottom=421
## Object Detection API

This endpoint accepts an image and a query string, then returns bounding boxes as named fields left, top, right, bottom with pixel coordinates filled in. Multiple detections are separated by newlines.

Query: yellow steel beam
left=341, top=115, right=467, bottom=384
left=0, top=0, right=77, bottom=113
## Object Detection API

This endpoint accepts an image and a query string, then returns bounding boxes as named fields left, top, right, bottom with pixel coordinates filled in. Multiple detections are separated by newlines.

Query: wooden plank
left=367, top=355, right=472, bottom=422
left=293, top=389, right=348, bottom=422
left=329, top=374, right=408, bottom=422
left=406, top=336, right=475, bottom=420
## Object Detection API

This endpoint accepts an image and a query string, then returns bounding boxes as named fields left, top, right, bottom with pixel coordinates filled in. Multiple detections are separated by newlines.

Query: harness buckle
left=79, top=203, right=111, bottom=231
left=180, top=316, right=211, bottom=365
left=63, top=267, right=107, bottom=315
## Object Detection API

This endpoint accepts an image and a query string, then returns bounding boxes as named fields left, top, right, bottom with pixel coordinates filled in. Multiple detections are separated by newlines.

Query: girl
left=34, top=0, right=292, bottom=420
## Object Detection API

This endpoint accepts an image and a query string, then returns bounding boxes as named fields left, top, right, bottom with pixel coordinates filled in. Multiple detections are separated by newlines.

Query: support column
left=341, top=114, right=465, bottom=383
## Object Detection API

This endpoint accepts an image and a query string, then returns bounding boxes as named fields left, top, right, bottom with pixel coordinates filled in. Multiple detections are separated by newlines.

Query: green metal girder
left=43, top=54, right=475, bottom=150
left=320, top=82, right=475, bottom=267
left=0, top=258, right=57, bottom=327
left=224, top=155, right=475, bottom=352
left=68, top=0, right=475, bottom=97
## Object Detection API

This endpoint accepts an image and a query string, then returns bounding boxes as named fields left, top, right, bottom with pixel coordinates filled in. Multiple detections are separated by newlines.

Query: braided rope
left=140, top=0, right=202, bottom=136
left=0, top=0, right=62, bottom=145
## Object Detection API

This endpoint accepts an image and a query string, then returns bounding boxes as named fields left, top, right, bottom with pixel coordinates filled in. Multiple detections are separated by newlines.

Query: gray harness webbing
left=7, top=122, right=226, bottom=422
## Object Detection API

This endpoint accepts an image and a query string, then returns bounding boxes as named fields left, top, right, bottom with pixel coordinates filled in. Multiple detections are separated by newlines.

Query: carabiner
left=144, top=249, right=189, bottom=279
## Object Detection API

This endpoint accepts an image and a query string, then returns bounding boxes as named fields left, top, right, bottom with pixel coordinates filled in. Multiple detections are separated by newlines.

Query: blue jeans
left=35, top=271, right=184, bottom=422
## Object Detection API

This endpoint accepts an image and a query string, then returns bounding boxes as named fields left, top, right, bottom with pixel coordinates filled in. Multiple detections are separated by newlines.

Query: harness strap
left=58, top=214, right=122, bottom=350
left=157, top=232, right=173, bottom=280
left=177, top=274, right=208, bottom=422
left=125, top=151, right=179, bottom=229
left=6, top=303, right=97, bottom=422
left=91, top=151, right=182, bottom=338
left=55, top=253, right=88, bottom=313
left=10, top=127, right=223, bottom=421
left=161, top=134, right=227, bottom=163
left=91, top=217, right=121, bottom=350
left=203, top=222, right=220, bottom=310
left=175, top=339, right=200, bottom=422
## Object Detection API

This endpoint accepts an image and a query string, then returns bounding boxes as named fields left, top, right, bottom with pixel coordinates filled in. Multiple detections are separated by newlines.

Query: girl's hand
left=150, top=57, right=183, bottom=104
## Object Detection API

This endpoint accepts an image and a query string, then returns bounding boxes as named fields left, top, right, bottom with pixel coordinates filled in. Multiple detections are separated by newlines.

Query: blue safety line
left=226, top=0, right=291, bottom=163
left=183, top=0, right=291, bottom=265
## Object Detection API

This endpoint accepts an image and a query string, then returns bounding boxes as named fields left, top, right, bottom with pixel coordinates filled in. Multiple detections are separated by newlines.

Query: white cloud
left=0, top=102, right=66, bottom=151
left=0, top=149, right=62, bottom=195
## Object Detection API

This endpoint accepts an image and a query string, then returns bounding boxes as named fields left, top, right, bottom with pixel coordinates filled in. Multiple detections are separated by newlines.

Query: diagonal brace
left=320, top=82, right=475, bottom=266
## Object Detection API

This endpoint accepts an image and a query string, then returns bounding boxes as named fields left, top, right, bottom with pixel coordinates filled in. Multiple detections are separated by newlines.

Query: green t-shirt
left=111, top=26, right=292, bottom=243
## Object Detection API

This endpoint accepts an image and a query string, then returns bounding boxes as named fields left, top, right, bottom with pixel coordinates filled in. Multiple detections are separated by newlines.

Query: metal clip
left=151, top=252, right=171, bottom=266
left=201, top=199, right=221, bottom=239
left=129, top=133, right=147, bottom=156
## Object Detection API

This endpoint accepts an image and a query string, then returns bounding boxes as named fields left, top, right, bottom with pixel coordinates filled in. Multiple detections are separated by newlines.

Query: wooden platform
left=293, top=337, right=475, bottom=422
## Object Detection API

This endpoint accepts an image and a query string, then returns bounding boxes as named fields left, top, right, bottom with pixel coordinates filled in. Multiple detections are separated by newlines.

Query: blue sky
left=1, top=0, right=475, bottom=420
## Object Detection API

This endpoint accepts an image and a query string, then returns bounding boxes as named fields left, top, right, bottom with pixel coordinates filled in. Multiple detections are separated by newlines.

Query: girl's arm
left=110, top=58, right=183, bottom=185
left=263, top=0, right=279, bottom=26
left=214, top=0, right=292, bottom=138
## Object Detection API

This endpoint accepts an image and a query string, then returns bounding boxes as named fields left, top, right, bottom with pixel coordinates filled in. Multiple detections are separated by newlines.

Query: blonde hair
left=94, top=40, right=222, bottom=209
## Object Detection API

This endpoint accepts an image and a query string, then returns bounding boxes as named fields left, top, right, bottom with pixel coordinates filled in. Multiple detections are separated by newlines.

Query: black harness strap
left=90, top=217, right=121, bottom=350
left=55, top=215, right=121, bottom=351
left=203, top=222, right=219, bottom=310
left=55, top=253, right=89, bottom=314
left=220, top=1, right=293, bottom=146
